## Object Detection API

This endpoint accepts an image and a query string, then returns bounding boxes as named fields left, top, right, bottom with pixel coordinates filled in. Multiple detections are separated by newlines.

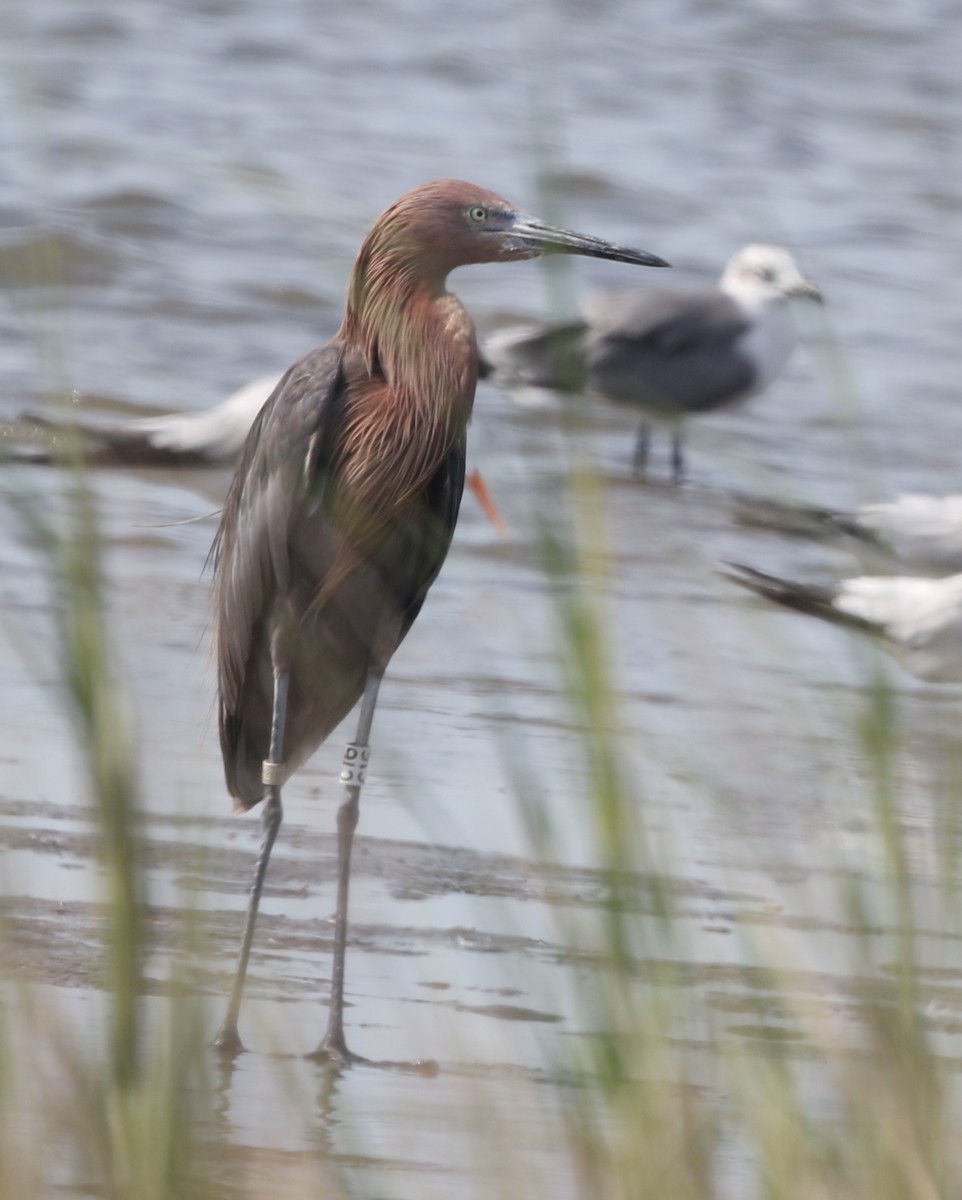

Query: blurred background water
left=2, top=1, right=962, bottom=1196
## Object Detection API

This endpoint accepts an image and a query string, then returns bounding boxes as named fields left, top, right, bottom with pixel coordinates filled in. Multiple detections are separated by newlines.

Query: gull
left=732, top=492, right=962, bottom=574
left=725, top=562, right=962, bottom=682
left=484, top=243, right=822, bottom=482
left=16, top=375, right=279, bottom=466
left=14, top=371, right=508, bottom=534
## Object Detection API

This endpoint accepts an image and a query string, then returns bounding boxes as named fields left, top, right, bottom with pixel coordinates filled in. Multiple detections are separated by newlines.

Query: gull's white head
left=720, top=244, right=822, bottom=305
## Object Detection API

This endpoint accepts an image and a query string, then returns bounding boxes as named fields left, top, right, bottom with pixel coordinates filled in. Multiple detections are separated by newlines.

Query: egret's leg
left=314, top=668, right=383, bottom=1064
left=670, top=431, right=685, bottom=485
left=632, top=423, right=651, bottom=477
left=214, top=670, right=289, bottom=1055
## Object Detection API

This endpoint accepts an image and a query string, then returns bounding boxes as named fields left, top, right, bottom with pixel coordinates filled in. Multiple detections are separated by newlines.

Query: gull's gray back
left=582, top=288, right=757, bottom=415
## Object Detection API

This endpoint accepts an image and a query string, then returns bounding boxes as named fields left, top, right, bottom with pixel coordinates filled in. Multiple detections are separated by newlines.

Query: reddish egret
left=210, top=179, right=669, bottom=1063
left=485, top=244, right=821, bottom=482
left=725, top=563, right=962, bottom=682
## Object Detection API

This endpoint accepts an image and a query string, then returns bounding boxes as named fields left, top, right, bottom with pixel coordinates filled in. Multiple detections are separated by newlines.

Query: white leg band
left=340, top=744, right=370, bottom=786
left=262, top=759, right=285, bottom=787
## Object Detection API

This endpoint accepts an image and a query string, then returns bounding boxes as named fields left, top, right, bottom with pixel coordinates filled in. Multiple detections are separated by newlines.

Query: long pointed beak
left=509, top=215, right=671, bottom=269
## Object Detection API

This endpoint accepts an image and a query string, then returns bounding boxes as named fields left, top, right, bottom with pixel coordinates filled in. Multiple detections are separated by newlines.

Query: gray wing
left=482, top=321, right=588, bottom=392
left=14, top=413, right=238, bottom=466
left=212, top=344, right=346, bottom=693
left=582, top=288, right=756, bottom=413
left=212, top=340, right=467, bottom=808
left=17, top=376, right=275, bottom=466
left=212, top=343, right=347, bottom=802
left=723, top=564, right=878, bottom=635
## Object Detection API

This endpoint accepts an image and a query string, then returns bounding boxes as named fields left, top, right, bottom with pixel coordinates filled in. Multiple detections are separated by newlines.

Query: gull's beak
left=788, top=278, right=824, bottom=303
left=507, top=214, right=671, bottom=269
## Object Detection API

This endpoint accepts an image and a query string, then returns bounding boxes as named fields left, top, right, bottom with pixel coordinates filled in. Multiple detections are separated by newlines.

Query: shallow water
left=3, top=0, right=962, bottom=1195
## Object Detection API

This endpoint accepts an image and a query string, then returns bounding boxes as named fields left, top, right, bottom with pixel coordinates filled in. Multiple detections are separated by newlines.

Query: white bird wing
left=834, top=573, right=962, bottom=680
left=129, top=375, right=279, bottom=458
left=17, top=374, right=281, bottom=465
left=726, top=561, right=962, bottom=683
left=855, top=494, right=962, bottom=572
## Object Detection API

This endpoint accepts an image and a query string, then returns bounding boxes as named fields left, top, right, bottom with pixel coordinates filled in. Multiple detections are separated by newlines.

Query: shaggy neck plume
left=335, top=221, right=478, bottom=518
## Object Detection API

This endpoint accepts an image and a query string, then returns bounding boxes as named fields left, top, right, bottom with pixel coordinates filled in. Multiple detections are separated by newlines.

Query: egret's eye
left=468, top=205, right=489, bottom=224
left=757, top=266, right=776, bottom=282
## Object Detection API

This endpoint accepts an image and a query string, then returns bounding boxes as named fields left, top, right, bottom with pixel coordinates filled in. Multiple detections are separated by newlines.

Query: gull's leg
left=670, top=431, right=685, bottom=485
left=214, top=670, right=289, bottom=1055
left=632, top=423, right=651, bottom=477
left=312, top=669, right=383, bottom=1065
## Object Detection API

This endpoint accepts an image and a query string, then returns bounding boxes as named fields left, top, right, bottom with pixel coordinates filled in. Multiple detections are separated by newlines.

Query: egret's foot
left=307, top=1037, right=439, bottom=1076
left=306, top=1036, right=370, bottom=1069
left=391, top=1056, right=440, bottom=1078
left=213, top=1022, right=245, bottom=1057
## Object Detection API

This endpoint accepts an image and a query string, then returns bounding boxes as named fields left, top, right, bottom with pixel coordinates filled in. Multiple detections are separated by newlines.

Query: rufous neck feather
left=340, top=226, right=477, bottom=423
left=332, top=227, right=478, bottom=522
